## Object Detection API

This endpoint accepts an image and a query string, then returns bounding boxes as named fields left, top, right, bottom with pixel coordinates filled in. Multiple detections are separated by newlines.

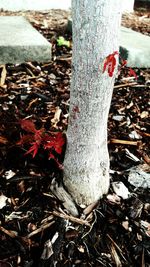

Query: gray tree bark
left=63, top=0, right=122, bottom=206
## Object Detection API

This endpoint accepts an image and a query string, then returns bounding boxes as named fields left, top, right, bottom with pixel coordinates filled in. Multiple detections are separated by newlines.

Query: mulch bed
left=0, top=9, right=150, bottom=267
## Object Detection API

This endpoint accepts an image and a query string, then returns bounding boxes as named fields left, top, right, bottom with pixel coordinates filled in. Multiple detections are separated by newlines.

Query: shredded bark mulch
left=0, top=8, right=150, bottom=267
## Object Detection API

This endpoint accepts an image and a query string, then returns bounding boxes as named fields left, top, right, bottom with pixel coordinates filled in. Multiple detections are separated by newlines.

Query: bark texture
left=63, top=0, right=122, bottom=206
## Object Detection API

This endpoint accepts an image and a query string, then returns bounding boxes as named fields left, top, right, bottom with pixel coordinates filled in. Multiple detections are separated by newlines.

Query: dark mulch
left=0, top=9, right=150, bottom=267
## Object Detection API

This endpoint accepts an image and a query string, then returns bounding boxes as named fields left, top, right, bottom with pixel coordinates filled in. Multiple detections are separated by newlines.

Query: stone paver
left=120, top=26, right=150, bottom=68
left=0, top=0, right=139, bottom=12
left=0, top=16, right=51, bottom=64
left=0, top=0, right=71, bottom=11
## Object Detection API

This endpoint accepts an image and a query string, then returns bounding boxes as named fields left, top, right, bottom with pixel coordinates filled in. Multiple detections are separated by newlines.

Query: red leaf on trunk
left=103, top=51, right=119, bottom=77
left=121, top=59, right=127, bottom=67
left=129, top=68, right=137, bottom=79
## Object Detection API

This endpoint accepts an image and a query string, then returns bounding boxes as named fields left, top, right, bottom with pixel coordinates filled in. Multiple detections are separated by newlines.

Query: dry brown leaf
left=51, top=107, right=62, bottom=128
left=122, top=221, right=130, bottom=231
left=140, top=111, right=149, bottom=119
left=107, top=194, right=121, bottom=205
left=141, top=220, right=150, bottom=237
left=0, top=194, right=8, bottom=209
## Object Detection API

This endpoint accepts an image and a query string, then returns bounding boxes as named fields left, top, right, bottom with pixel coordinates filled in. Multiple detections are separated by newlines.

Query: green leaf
left=57, top=36, right=70, bottom=47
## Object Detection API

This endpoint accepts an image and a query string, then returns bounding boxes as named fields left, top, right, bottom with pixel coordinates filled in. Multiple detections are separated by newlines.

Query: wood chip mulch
left=0, top=9, right=150, bottom=267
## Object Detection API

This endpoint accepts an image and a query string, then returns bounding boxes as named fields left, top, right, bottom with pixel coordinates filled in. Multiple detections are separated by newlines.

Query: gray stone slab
left=0, top=16, right=51, bottom=64
left=0, top=0, right=71, bottom=11
left=119, top=26, right=150, bottom=68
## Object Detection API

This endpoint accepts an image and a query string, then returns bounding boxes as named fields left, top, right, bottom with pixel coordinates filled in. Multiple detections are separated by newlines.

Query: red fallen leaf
left=103, top=51, right=119, bottom=77
left=18, top=119, right=65, bottom=162
left=19, top=119, right=44, bottom=142
left=48, top=152, right=64, bottom=169
left=0, top=136, right=8, bottom=144
left=20, top=119, right=36, bottom=133
left=129, top=68, right=137, bottom=79
left=25, top=142, right=40, bottom=158
left=17, top=134, right=34, bottom=145
left=34, top=129, right=43, bottom=142
left=44, top=132, right=65, bottom=155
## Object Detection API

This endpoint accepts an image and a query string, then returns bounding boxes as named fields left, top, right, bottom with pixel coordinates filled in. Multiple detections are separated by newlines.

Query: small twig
left=0, top=226, right=17, bottom=238
left=114, top=82, right=137, bottom=89
left=14, top=198, right=30, bottom=211
left=142, top=248, right=145, bottom=267
left=0, top=94, right=9, bottom=98
left=43, top=192, right=57, bottom=199
left=0, top=136, right=8, bottom=144
left=25, top=62, right=40, bottom=72
left=83, top=201, right=99, bottom=215
left=110, top=243, right=122, bottom=267
left=51, top=210, right=91, bottom=227
left=56, top=55, right=72, bottom=61
left=41, top=215, right=54, bottom=224
left=120, top=77, right=137, bottom=82
left=26, top=98, right=38, bottom=111
left=81, top=210, right=97, bottom=239
left=135, top=130, right=150, bottom=138
left=133, top=84, right=150, bottom=88
left=26, top=221, right=55, bottom=238
left=8, top=175, right=44, bottom=182
left=107, top=234, right=127, bottom=262
left=25, top=67, right=35, bottom=77
left=24, top=76, right=39, bottom=80
left=110, top=139, right=139, bottom=146
left=0, top=65, right=7, bottom=86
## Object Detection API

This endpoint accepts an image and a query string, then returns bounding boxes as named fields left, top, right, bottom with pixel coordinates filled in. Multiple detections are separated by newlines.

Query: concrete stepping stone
left=0, top=0, right=71, bottom=11
left=0, top=16, right=51, bottom=64
left=120, top=26, right=150, bottom=68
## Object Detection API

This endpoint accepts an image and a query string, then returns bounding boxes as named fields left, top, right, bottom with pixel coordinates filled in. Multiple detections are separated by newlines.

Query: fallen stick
left=114, top=82, right=137, bottom=89
left=0, top=226, right=17, bottom=238
left=137, top=150, right=150, bottom=165
left=110, top=139, right=139, bottom=146
left=136, top=131, right=150, bottom=138
left=26, top=221, right=55, bottom=238
left=0, top=136, right=8, bottom=144
left=107, top=234, right=127, bottom=262
left=51, top=210, right=91, bottom=227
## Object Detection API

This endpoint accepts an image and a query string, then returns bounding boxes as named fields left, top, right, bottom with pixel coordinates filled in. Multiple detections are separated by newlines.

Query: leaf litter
left=0, top=8, right=150, bottom=267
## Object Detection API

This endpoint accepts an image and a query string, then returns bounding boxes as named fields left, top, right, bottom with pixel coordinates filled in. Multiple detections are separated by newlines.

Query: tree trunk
left=63, top=0, right=122, bottom=206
